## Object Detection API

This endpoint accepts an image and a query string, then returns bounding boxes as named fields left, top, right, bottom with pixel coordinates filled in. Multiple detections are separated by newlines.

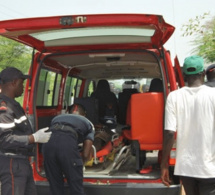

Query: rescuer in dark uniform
left=42, top=103, right=94, bottom=195
left=205, top=63, right=215, bottom=87
left=0, top=67, right=52, bottom=195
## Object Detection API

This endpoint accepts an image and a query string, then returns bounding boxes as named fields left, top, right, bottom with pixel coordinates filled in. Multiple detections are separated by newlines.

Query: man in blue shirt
left=43, top=104, right=94, bottom=195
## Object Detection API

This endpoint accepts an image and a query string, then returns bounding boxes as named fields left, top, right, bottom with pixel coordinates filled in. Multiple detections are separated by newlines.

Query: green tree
left=0, top=36, right=32, bottom=73
left=182, top=13, right=215, bottom=63
left=0, top=36, right=32, bottom=104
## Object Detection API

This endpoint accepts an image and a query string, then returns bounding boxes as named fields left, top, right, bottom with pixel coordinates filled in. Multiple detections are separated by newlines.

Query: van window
left=64, top=76, right=78, bottom=106
left=75, top=79, right=82, bottom=98
left=36, top=68, right=62, bottom=106
left=54, top=74, right=62, bottom=105
left=108, top=78, right=152, bottom=95
left=88, top=81, right=94, bottom=97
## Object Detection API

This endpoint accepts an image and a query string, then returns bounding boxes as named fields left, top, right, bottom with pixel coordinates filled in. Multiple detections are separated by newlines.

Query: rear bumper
left=36, top=181, right=181, bottom=195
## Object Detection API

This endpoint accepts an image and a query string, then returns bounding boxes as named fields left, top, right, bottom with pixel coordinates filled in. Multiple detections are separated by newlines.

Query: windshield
left=108, top=78, right=152, bottom=97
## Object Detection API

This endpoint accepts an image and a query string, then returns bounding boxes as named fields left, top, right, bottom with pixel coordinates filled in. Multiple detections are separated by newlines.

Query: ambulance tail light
left=169, top=133, right=177, bottom=165
left=169, top=148, right=176, bottom=165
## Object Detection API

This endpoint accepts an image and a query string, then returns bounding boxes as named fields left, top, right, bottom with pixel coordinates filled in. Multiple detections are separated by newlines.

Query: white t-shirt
left=165, top=85, right=215, bottom=178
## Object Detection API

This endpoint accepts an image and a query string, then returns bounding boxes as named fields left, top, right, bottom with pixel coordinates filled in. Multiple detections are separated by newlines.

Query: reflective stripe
left=0, top=115, right=27, bottom=129
left=5, top=152, right=16, bottom=156
left=14, top=115, right=27, bottom=124
left=10, top=159, right=15, bottom=195
left=0, top=122, right=15, bottom=128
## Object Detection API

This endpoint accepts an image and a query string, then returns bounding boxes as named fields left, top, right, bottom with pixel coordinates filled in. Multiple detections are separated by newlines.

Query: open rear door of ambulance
left=174, top=56, right=185, bottom=88
left=0, top=14, right=175, bottom=53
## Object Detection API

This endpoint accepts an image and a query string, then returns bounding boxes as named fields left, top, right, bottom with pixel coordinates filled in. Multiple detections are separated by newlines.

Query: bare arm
left=161, top=130, right=175, bottom=187
left=82, top=139, right=93, bottom=163
left=28, top=135, right=35, bottom=143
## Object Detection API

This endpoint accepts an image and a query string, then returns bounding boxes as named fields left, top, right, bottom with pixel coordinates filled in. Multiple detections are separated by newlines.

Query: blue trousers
left=43, top=131, right=84, bottom=195
left=0, top=155, right=37, bottom=195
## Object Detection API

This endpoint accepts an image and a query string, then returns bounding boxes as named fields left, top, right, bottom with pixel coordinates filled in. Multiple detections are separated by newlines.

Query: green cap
left=183, top=55, right=204, bottom=75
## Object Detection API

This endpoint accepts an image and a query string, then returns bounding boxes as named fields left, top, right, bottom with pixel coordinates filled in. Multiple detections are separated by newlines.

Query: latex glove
left=32, top=127, right=52, bottom=143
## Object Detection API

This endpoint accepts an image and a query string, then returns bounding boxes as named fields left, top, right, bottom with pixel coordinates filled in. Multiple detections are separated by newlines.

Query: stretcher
left=85, top=133, right=131, bottom=172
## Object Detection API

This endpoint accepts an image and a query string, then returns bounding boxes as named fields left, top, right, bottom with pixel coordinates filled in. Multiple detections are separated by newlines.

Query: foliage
left=0, top=36, right=32, bottom=74
left=181, top=13, right=215, bottom=63
left=0, top=36, right=32, bottom=104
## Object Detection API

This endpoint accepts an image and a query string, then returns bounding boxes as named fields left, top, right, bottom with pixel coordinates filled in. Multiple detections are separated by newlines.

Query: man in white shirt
left=161, top=55, right=215, bottom=195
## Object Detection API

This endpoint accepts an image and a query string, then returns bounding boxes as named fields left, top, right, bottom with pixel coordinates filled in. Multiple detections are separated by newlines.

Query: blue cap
left=0, top=67, right=30, bottom=84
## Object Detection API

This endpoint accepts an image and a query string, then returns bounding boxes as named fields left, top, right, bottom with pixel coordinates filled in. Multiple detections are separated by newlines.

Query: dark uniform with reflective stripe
left=42, top=114, right=94, bottom=195
left=205, top=80, right=215, bottom=87
left=0, top=94, right=36, bottom=195
left=205, top=64, right=215, bottom=87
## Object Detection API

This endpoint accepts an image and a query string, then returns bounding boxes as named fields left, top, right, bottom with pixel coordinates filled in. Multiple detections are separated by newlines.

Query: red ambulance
left=0, top=14, right=184, bottom=195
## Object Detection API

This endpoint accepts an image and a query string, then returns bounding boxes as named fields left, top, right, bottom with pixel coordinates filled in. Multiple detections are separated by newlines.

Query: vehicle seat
left=91, top=79, right=118, bottom=124
left=118, top=88, right=138, bottom=125
left=74, top=97, right=99, bottom=125
left=148, top=78, right=163, bottom=92
left=123, top=92, right=164, bottom=172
